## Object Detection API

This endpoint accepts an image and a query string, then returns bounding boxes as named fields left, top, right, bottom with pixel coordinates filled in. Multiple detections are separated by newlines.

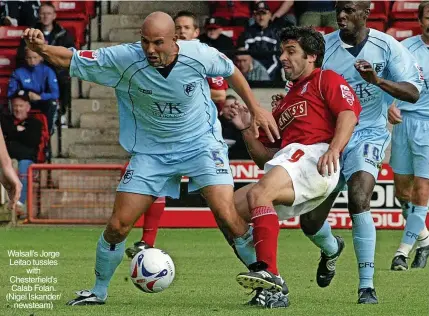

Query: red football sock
left=251, top=206, right=279, bottom=275
left=141, top=203, right=164, bottom=247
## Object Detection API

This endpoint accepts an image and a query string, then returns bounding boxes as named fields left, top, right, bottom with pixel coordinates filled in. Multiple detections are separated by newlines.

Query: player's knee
left=348, top=191, right=371, bottom=214
left=246, top=184, right=268, bottom=209
left=300, top=212, right=324, bottom=236
left=412, top=183, right=429, bottom=206
left=105, top=217, right=132, bottom=243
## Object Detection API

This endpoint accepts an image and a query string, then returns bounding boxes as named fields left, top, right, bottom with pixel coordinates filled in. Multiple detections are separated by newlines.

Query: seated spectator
left=261, top=0, right=296, bottom=26
left=198, top=17, right=235, bottom=58
left=295, top=0, right=337, bottom=28
left=234, top=49, right=270, bottom=81
left=17, top=2, right=75, bottom=127
left=209, top=1, right=251, bottom=27
left=219, top=95, right=251, bottom=159
left=238, top=1, right=287, bottom=80
left=0, top=95, right=42, bottom=211
left=8, top=47, right=59, bottom=133
left=0, top=0, right=39, bottom=27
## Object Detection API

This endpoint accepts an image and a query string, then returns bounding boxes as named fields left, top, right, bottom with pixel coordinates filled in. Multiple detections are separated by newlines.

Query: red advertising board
left=138, top=161, right=429, bottom=229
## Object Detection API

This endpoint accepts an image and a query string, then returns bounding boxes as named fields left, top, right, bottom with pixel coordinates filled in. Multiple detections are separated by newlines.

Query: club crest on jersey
left=340, top=84, right=355, bottom=106
left=122, top=170, right=134, bottom=184
left=414, top=63, right=424, bottom=81
left=78, top=50, right=97, bottom=60
left=183, top=82, right=197, bottom=97
left=372, top=62, right=385, bottom=74
left=278, top=101, right=308, bottom=130
left=300, top=82, right=309, bottom=95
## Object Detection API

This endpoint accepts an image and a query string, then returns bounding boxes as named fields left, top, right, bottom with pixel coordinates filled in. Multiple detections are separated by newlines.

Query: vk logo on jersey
left=153, top=102, right=183, bottom=118
left=123, top=170, right=134, bottom=184
left=372, top=62, right=385, bottom=74
left=183, top=82, right=197, bottom=97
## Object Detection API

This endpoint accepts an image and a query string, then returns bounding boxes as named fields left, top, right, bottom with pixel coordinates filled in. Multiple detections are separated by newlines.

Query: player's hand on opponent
left=0, top=165, right=22, bottom=211
left=354, top=59, right=381, bottom=85
left=251, top=107, right=280, bottom=143
left=223, top=100, right=251, bottom=131
left=317, top=148, right=340, bottom=177
left=271, top=93, right=284, bottom=109
left=22, top=28, right=46, bottom=52
left=388, top=102, right=402, bottom=124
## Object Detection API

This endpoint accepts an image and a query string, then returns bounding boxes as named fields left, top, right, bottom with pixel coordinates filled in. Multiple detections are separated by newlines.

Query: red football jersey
left=260, top=68, right=361, bottom=149
left=207, top=76, right=228, bottom=91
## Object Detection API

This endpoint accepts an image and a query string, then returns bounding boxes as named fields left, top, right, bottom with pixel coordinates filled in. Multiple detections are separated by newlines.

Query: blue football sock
left=91, top=232, right=126, bottom=300
left=306, top=220, right=338, bottom=257
left=401, top=204, right=427, bottom=246
left=352, top=211, right=375, bottom=289
left=234, top=226, right=257, bottom=267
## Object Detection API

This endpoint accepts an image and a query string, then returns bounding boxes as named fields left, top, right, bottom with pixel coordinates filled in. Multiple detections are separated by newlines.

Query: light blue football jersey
left=69, top=40, right=234, bottom=154
left=323, top=29, right=423, bottom=131
left=396, top=35, right=429, bottom=118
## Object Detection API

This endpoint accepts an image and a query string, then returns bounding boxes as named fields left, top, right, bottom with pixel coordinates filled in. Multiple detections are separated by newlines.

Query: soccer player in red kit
left=224, top=26, right=361, bottom=308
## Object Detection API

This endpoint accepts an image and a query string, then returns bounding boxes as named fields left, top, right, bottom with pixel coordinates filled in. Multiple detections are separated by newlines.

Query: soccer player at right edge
left=388, top=1, right=429, bottom=271
left=225, top=26, right=361, bottom=308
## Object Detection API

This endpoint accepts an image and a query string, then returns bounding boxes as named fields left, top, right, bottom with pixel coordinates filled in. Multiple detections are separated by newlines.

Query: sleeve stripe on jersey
left=322, top=45, right=341, bottom=68
left=325, top=38, right=340, bottom=55
left=177, top=60, right=205, bottom=80
left=179, top=54, right=207, bottom=76
left=113, top=58, right=147, bottom=89
left=368, top=36, right=391, bottom=55
left=408, top=42, right=425, bottom=53
left=126, top=64, right=151, bottom=153
left=318, top=70, right=325, bottom=100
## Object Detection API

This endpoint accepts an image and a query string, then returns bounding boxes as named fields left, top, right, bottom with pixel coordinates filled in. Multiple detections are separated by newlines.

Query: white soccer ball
left=129, top=248, right=175, bottom=293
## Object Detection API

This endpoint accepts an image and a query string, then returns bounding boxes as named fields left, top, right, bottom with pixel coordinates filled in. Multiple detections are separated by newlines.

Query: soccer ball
left=129, top=248, right=175, bottom=293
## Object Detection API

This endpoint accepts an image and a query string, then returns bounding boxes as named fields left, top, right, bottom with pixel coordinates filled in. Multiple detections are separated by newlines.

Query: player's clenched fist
left=22, top=28, right=46, bottom=52
left=354, top=59, right=381, bottom=85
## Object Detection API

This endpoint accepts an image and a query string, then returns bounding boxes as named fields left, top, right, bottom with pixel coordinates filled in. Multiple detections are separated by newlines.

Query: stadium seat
left=368, top=0, right=390, bottom=22
left=391, top=0, right=420, bottom=21
left=28, top=110, right=50, bottom=163
left=314, top=26, right=335, bottom=35
left=50, top=1, right=89, bottom=23
left=0, top=49, right=17, bottom=76
left=58, top=20, right=86, bottom=49
left=86, top=1, right=96, bottom=19
left=367, top=20, right=386, bottom=32
left=0, top=26, right=26, bottom=48
left=386, top=26, right=421, bottom=41
left=221, top=26, right=245, bottom=45
left=0, top=77, right=9, bottom=109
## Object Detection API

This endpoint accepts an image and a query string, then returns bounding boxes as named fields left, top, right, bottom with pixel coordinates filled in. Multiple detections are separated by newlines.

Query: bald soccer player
left=22, top=11, right=279, bottom=305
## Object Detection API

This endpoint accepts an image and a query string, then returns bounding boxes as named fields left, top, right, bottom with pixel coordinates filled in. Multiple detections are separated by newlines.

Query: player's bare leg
left=67, top=193, right=156, bottom=306
left=392, top=174, right=429, bottom=270
left=347, top=171, right=378, bottom=304
left=300, top=191, right=345, bottom=288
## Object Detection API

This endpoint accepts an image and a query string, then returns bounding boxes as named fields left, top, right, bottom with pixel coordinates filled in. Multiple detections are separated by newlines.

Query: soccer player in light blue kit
left=303, top=1, right=423, bottom=304
left=22, top=12, right=279, bottom=306
left=388, top=1, right=429, bottom=271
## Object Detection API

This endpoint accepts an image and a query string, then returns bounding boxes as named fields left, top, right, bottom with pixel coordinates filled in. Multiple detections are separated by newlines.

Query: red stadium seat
left=0, top=49, right=17, bottom=76
left=51, top=1, right=89, bottom=23
left=58, top=20, right=86, bottom=49
left=314, top=26, right=335, bottom=35
left=28, top=110, right=50, bottom=163
left=221, top=26, right=245, bottom=45
left=391, top=0, right=420, bottom=21
left=0, top=26, right=26, bottom=48
left=386, top=26, right=421, bottom=41
left=368, top=0, right=390, bottom=22
left=367, top=20, right=386, bottom=32
left=0, top=77, right=9, bottom=107
left=86, top=1, right=96, bottom=18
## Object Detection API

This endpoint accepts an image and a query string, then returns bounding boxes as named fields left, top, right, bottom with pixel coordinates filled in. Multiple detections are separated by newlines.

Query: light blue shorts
left=117, top=133, right=233, bottom=199
left=390, top=112, right=429, bottom=179
left=341, top=127, right=391, bottom=182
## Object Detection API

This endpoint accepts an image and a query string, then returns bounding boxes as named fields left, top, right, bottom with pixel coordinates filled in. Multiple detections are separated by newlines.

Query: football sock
left=417, top=227, right=429, bottom=248
left=234, top=226, right=257, bottom=267
left=142, top=202, right=164, bottom=247
left=307, top=220, right=339, bottom=257
left=251, top=206, right=279, bottom=275
left=397, top=204, right=427, bottom=255
left=91, top=232, right=125, bottom=300
left=352, top=211, right=375, bottom=289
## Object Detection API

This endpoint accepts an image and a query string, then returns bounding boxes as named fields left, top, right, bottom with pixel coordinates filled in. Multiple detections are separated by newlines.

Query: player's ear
left=308, top=54, right=317, bottom=64
left=172, top=34, right=178, bottom=42
left=195, top=27, right=200, bottom=38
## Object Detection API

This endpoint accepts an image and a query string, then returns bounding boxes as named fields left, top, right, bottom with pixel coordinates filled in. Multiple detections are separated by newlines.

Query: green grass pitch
left=0, top=227, right=428, bottom=316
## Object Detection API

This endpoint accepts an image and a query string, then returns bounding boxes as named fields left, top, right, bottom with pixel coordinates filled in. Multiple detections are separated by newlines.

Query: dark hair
left=226, top=95, right=237, bottom=101
left=40, top=1, right=56, bottom=12
left=279, top=26, right=325, bottom=68
left=419, top=1, right=429, bottom=21
left=173, top=10, right=199, bottom=29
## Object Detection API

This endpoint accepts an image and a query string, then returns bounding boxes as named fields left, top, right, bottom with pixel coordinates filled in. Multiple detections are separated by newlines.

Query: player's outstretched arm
left=22, top=28, right=73, bottom=69
left=226, top=67, right=280, bottom=142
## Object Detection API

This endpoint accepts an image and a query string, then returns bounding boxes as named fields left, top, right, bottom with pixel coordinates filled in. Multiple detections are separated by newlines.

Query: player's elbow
left=403, top=85, right=420, bottom=103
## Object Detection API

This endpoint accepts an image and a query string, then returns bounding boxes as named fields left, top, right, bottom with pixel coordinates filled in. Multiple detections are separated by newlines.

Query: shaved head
left=140, top=11, right=178, bottom=67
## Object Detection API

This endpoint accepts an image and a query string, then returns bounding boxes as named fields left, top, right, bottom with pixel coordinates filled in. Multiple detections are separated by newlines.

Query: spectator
left=234, top=49, right=270, bottom=81
left=8, top=47, right=59, bottom=133
left=219, top=95, right=251, bottom=159
left=198, top=17, right=235, bottom=58
left=17, top=2, right=74, bottom=128
left=0, top=95, right=42, bottom=211
left=209, top=1, right=251, bottom=27
left=238, top=1, right=286, bottom=80
left=0, top=0, right=39, bottom=27
left=295, top=1, right=337, bottom=28
left=261, top=0, right=296, bottom=26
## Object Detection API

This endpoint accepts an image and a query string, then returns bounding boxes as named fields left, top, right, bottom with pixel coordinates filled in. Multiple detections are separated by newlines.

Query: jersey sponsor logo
left=353, top=82, right=376, bottom=104
left=122, top=169, right=134, bottom=184
left=372, top=62, right=385, bottom=74
left=183, top=82, right=197, bottom=97
left=138, top=87, right=152, bottom=95
left=340, top=84, right=355, bottom=106
left=152, top=102, right=184, bottom=118
left=210, top=76, right=225, bottom=87
left=277, top=101, right=307, bottom=130
left=414, top=63, right=424, bottom=81
left=78, top=50, right=97, bottom=60
left=300, top=82, right=309, bottom=95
